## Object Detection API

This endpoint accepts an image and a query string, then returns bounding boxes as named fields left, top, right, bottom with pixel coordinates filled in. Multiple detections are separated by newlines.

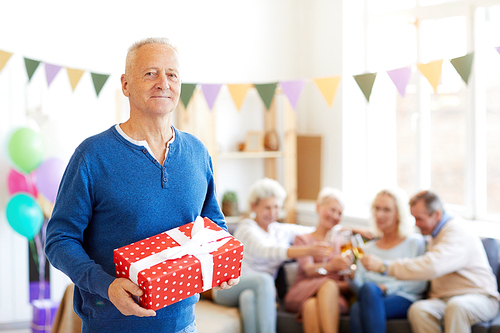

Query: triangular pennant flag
left=66, top=67, right=85, bottom=91
left=254, top=82, right=278, bottom=110
left=496, top=46, right=500, bottom=55
left=201, top=84, right=222, bottom=110
left=24, top=58, right=41, bottom=81
left=91, top=72, right=110, bottom=97
left=0, top=50, right=13, bottom=72
left=417, top=60, right=443, bottom=93
left=280, top=79, right=307, bottom=110
left=353, top=73, right=377, bottom=102
left=450, top=52, right=474, bottom=84
left=387, top=66, right=412, bottom=97
left=180, top=83, right=197, bottom=108
left=44, top=63, right=62, bottom=87
left=227, top=83, right=253, bottom=111
left=313, top=76, right=341, bottom=108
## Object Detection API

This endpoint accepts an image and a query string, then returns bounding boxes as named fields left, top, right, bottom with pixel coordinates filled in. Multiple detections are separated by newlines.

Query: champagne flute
left=339, top=230, right=353, bottom=275
left=350, top=233, right=365, bottom=271
left=317, top=229, right=334, bottom=275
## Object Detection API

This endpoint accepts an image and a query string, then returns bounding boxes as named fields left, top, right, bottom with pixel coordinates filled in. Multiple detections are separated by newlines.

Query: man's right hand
left=108, top=278, right=156, bottom=317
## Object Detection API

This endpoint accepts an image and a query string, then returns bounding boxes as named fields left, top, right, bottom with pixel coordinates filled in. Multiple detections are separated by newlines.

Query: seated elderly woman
left=349, top=188, right=427, bottom=333
left=212, top=178, right=331, bottom=333
left=284, top=187, right=353, bottom=333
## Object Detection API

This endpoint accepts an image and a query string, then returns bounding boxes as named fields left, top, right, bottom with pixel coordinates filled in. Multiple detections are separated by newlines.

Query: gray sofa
left=276, top=238, right=500, bottom=333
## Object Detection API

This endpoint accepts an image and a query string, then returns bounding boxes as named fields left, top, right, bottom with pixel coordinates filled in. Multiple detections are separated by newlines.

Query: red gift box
left=114, top=217, right=243, bottom=311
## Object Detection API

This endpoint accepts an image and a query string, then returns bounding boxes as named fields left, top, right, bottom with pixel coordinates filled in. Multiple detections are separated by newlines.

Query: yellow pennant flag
left=227, top=83, right=253, bottom=111
left=313, top=76, right=341, bottom=108
left=417, top=60, right=443, bottom=93
left=0, top=50, right=13, bottom=72
left=66, top=67, right=85, bottom=91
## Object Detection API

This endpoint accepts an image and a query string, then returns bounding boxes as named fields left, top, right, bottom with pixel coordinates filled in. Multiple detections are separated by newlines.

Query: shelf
left=218, top=151, right=284, bottom=159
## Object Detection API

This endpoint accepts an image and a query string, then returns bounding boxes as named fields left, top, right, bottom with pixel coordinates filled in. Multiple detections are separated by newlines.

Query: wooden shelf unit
left=175, top=88, right=297, bottom=223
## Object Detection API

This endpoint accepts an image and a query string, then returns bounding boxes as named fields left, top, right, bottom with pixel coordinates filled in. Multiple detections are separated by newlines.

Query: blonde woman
left=349, top=188, right=427, bottom=333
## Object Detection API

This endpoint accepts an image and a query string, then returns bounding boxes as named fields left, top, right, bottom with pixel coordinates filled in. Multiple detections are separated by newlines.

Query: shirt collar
left=431, top=211, right=452, bottom=237
left=115, top=124, right=176, bottom=160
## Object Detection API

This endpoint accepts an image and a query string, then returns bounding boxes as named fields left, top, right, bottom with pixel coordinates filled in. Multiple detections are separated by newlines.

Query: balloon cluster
left=6, top=127, right=66, bottom=240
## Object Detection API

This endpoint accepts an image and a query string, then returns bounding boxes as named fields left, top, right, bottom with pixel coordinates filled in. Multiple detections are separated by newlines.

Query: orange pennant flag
left=417, top=60, right=443, bottom=93
left=66, top=67, right=85, bottom=91
left=227, top=83, right=253, bottom=111
left=313, top=76, right=341, bottom=108
left=0, top=50, right=13, bottom=72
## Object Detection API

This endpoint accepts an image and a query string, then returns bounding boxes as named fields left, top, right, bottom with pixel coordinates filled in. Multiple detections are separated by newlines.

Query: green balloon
left=8, top=127, right=44, bottom=173
left=6, top=193, right=44, bottom=240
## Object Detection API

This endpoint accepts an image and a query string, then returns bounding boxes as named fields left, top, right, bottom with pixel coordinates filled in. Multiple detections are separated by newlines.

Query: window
left=358, top=0, right=500, bottom=222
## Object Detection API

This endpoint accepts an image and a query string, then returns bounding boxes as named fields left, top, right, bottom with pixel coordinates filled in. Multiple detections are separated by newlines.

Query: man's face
left=121, top=44, right=181, bottom=117
left=410, top=199, right=441, bottom=235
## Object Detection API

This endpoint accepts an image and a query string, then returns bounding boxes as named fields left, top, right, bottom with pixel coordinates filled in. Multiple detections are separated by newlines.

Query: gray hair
left=409, top=190, right=444, bottom=215
left=316, top=187, right=345, bottom=209
left=125, top=37, right=179, bottom=74
left=372, top=188, right=415, bottom=237
left=247, top=178, right=287, bottom=208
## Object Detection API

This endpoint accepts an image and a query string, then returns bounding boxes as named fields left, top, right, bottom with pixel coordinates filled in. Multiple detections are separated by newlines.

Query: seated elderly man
left=362, top=190, right=499, bottom=333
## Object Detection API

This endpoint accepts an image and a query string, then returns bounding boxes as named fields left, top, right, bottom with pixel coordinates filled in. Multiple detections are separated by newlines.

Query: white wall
left=0, top=0, right=344, bottom=324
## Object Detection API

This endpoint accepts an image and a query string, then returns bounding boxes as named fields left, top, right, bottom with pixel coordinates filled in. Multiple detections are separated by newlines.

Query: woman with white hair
left=212, top=178, right=331, bottom=333
left=349, top=188, right=427, bottom=333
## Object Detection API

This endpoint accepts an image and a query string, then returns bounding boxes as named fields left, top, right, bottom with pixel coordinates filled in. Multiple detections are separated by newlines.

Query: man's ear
left=121, top=74, right=130, bottom=97
left=432, top=209, right=443, bottom=222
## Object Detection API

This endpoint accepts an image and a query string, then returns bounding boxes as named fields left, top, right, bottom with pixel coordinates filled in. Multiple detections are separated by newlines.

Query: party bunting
left=24, top=58, right=41, bottom=82
left=227, top=83, right=253, bottom=111
left=44, top=63, right=62, bottom=87
left=254, top=82, right=278, bottom=110
left=496, top=46, right=500, bottom=55
left=450, top=52, right=474, bottom=84
left=201, top=84, right=222, bottom=110
left=417, top=60, right=443, bottom=93
left=66, top=68, right=85, bottom=91
left=353, top=73, right=377, bottom=102
left=91, top=72, right=110, bottom=97
left=313, top=76, right=341, bottom=108
left=387, top=66, right=412, bottom=97
left=0, top=50, right=13, bottom=72
left=280, top=79, right=306, bottom=110
left=180, top=83, right=197, bottom=108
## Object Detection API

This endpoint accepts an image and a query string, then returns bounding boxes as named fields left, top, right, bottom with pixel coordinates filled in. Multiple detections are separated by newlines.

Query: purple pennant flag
left=387, top=66, right=412, bottom=97
left=496, top=46, right=500, bottom=55
left=44, top=63, right=62, bottom=87
left=280, top=79, right=307, bottom=110
left=201, top=84, right=222, bottom=110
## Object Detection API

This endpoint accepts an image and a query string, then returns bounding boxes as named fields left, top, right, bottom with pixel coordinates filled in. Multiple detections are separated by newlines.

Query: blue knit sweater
left=45, top=125, right=226, bottom=333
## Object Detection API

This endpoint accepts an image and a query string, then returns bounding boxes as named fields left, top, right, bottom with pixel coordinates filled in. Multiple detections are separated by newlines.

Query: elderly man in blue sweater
left=45, top=37, right=238, bottom=333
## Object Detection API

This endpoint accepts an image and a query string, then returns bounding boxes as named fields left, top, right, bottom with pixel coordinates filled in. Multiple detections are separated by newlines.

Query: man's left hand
left=213, top=277, right=240, bottom=290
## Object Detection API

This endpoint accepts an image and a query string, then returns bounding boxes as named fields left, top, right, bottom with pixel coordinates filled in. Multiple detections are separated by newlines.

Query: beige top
left=388, top=216, right=499, bottom=300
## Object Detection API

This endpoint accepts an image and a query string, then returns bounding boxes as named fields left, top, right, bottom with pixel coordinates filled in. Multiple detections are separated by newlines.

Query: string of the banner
left=1, top=48, right=499, bottom=109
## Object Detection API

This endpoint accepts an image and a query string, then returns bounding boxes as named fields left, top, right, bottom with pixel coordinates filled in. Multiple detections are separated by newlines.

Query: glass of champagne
left=317, top=229, right=334, bottom=275
left=339, top=230, right=353, bottom=275
left=351, top=233, right=365, bottom=271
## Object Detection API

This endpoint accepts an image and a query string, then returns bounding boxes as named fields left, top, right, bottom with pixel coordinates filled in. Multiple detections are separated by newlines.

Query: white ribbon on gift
left=129, top=216, right=232, bottom=291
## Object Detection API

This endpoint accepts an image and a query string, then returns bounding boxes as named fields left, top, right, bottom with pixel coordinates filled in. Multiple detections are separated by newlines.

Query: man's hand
left=213, top=277, right=240, bottom=291
left=108, top=278, right=156, bottom=317
left=360, top=254, right=384, bottom=272
left=326, top=255, right=351, bottom=272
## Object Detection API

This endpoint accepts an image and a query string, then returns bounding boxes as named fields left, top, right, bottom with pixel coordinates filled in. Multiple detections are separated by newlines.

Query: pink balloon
left=7, top=168, right=38, bottom=197
left=35, top=157, right=66, bottom=203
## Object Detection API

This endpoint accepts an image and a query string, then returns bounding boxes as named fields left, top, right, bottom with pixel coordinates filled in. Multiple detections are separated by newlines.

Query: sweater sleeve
left=45, top=149, right=115, bottom=300
left=200, top=155, right=226, bottom=230
left=234, top=221, right=289, bottom=262
left=389, top=223, right=469, bottom=280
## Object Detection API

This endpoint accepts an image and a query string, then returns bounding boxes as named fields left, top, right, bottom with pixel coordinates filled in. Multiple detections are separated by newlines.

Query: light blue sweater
left=351, top=234, right=428, bottom=302
left=45, top=125, right=225, bottom=333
